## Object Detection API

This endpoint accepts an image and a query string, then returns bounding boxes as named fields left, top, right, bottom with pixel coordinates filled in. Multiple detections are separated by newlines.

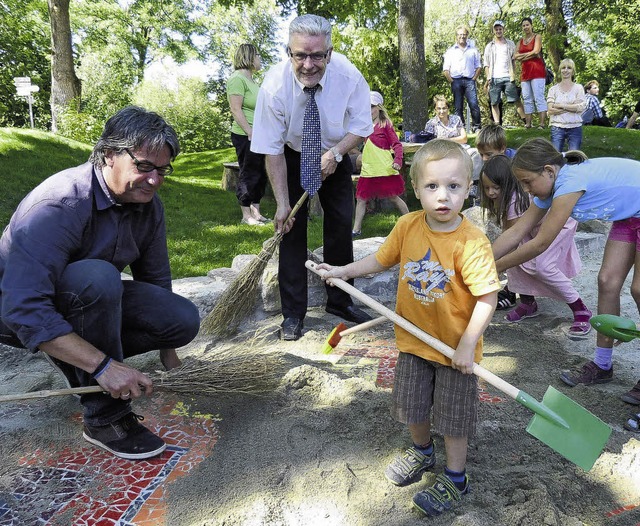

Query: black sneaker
left=412, top=473, right=470, bottom=517
left=560, top=361, right=613, bottom=387
left=385, top=446, right=436, bottom=486
left=83, top=413, right=166, bottom=460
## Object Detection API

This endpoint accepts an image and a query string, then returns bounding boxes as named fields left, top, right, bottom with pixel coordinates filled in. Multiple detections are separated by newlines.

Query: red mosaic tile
left=605, top=503, right=640, bottom=517
left=0, top=396, right=218, bottom=525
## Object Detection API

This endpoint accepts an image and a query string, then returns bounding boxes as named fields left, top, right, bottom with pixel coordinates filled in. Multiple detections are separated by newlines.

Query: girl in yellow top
left=352, top=91, right=409, bottom=236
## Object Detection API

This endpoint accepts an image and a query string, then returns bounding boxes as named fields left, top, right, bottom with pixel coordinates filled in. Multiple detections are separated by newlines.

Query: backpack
left=545, top=66, right=554, bottom=85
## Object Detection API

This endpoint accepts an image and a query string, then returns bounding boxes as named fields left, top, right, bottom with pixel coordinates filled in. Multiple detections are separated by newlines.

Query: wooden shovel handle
left=306, top=261, right=520, bottom=401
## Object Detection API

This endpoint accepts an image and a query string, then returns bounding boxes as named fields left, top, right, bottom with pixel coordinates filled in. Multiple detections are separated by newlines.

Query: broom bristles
left=152, top=346, right=282, bottom=394
left=200, top=192, right=309, bottom=337
left=200, top=234, right=281, bottom=336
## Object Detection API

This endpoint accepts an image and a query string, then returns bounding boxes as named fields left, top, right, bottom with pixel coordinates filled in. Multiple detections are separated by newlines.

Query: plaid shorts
left=391, top=351, right=478, bottom=437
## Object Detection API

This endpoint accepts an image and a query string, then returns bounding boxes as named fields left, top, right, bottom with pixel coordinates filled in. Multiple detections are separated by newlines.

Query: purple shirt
left=0, top=162, right=171, bottom=349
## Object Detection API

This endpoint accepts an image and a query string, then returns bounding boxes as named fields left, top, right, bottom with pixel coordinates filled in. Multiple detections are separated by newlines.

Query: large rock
left=310, top=236, right=398, bottom=307
left=172, top=268, right=237, bottom=318
left=461, top=205, right=501, bottom=243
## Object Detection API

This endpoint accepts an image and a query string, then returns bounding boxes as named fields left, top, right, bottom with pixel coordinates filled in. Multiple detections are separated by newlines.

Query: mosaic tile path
left=0, top=396, right=218, bottom=525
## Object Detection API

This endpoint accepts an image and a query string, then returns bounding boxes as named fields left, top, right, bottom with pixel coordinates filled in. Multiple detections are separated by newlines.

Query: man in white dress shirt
left=252, top=14, right=373, bottom=340
left=443, top=25, right=482, bottom=132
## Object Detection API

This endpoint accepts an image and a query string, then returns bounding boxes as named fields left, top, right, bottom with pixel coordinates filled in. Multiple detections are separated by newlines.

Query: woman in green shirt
left=227, top=44, right=270, bottom=225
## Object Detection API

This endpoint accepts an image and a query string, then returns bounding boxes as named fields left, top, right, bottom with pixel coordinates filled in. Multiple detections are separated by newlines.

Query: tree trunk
left=48, top=0, right=81, bottom=132
left=544, top=0, right=568, bottom=72
left=398, top=0, right=427, bottom=137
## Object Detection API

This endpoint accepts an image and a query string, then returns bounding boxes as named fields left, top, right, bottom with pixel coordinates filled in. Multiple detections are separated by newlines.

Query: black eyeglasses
left=288, top=50, right=329, bottom=63
left=125, top=149, right=174, bottom=177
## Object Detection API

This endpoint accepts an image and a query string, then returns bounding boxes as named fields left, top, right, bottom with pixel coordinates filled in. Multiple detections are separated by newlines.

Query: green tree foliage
left=133, top=73, right=230, bottom=152
left=569, top=0, right=640, bottom=122
left=202, top=0, right=281, bottom=77
left=73, top=0, right=211, bottom=82
left=0, top=0, right=51, bottom=128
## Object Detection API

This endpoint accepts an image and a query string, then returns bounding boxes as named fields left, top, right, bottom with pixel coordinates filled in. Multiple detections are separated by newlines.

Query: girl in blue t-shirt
left=492, top=137, right=640, bottom=433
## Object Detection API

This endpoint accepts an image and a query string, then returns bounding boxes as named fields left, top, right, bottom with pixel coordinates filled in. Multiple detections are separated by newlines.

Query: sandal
left=568, top=309, right=592, bottom=339
left=505, top=301, right=539, bottom=322
left=352, top=230, right=361, bottom=238
left=624, top=412, right=640, bottom=433
left=621, top=380, right=640, bottom=405
left=496, top=289, right=516, bottom=310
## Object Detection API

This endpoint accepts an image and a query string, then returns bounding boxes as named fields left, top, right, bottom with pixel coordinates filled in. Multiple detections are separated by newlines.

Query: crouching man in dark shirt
left=0, top=106, right=200, bottom=459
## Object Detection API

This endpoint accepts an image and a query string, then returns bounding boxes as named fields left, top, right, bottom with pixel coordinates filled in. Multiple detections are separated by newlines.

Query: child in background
left=492, top=138, right=640, bottom=428
left=476, top=124, right=516, bottom=162
left=319, top=139, right=500, bottom=517
left=480, top=155, right=591, bottom=335
left=476, top=124, right=517, bottom=309
left=352, top=91, right=409, bottom=237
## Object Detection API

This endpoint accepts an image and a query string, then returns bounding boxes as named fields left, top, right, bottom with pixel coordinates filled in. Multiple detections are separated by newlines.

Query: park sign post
left=13, top=77, right=39, bottom=128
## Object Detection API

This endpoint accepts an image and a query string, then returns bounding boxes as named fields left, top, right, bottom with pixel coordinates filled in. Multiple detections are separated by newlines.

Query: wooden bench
left=221, top=162, right=240, bottom=191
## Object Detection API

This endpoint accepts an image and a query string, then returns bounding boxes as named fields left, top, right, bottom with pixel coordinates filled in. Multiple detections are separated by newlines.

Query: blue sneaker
left=412, top=473, right=470, bottom=517
left=384, top=446, right=436, bottom=486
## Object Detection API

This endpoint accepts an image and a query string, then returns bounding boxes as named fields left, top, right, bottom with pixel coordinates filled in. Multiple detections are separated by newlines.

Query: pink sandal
left=568, top=309, right=592, bottom=339
left=505, top=301, right=539, bottom=322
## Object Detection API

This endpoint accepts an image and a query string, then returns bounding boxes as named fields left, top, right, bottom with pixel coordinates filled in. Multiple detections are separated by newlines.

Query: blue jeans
left=451, top=77, right=481, bottom=129
left=550, top=125, right=583, bottom=152
left=2, top=259, right=200, bottom=426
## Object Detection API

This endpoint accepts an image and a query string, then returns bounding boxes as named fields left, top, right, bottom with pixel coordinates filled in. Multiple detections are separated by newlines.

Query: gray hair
left=289, top=14, right=332, bottom=48
left=89, top=106, right=180, bottom=167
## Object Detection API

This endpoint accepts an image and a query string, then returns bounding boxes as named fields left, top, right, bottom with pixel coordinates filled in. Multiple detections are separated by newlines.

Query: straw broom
left=0, top=344, right=283, bottom=403
left=200, top=192, right=309, bottom=336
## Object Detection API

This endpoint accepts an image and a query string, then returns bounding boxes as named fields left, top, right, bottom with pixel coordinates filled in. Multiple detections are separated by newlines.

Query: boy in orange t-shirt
left=318, top=139, right=500, bottom=517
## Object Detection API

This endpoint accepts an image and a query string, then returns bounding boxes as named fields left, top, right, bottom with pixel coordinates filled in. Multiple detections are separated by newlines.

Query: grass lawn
left=1, top=126, right=639, bottom=279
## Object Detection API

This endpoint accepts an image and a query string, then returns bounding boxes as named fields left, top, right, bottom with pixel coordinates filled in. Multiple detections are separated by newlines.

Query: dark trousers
left=451, top=77, right=482, bottom=128
left=231, top=132, right=268, bottom=207
left=280, top=146, right=355, bottom=319
left=0, top=259, right=200, bottom=426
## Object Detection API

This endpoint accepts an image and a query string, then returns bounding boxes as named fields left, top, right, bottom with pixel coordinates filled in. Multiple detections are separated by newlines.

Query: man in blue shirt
left=0, top=106, right=200, bottom=460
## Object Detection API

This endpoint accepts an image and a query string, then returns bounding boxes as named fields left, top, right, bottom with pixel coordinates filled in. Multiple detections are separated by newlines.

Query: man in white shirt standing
left=483, top=20, right=526, bottom=125
left=252, top=14, right=373, bottom=341
left=443, top=25, right=482, bottom=132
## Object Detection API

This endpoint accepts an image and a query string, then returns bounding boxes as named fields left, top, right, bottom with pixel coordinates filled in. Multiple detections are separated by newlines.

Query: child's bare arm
left=317, top=253, right=388, bottom=283
left=451, top=291, right=498, bottom=375
left=494, top=193, right=580, bottom=273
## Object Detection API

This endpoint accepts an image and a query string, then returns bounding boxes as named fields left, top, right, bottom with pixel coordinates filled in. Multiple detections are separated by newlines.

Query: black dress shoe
left=281, top=317, right=303, bottom=341
left=325, top=305, right=372, bottom=324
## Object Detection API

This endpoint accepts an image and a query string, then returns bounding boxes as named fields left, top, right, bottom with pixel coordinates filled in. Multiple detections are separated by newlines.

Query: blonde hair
left=558, top=58, right=576, bottom=79
left=455, top=25, right=470, bottom=37
left=477, top=124, right=507, bottom=151
left=376, top=105, right=392, bottom=127
left=511, top=138, right=588, bottom=174
left=410, top=139, right=473, bottom=187
left=233, top=44, right=257, bottom=70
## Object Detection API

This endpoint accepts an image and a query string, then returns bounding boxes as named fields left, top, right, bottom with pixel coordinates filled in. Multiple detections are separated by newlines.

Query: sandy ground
left=1, top=245, right=640, bottom=525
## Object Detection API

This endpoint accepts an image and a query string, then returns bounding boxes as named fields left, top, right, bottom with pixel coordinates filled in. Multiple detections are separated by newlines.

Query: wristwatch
left=329, top=147, right=343, bottom=162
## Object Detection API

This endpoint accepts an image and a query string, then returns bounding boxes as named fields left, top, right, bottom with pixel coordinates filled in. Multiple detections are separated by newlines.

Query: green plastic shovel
left=590, top=314, right=640, bottom=342
left=307, top=261, right=612, bottom=471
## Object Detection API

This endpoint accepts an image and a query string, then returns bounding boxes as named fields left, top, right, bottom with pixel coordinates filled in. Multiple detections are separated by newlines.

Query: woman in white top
left=546, top=58, right=586, bottom=152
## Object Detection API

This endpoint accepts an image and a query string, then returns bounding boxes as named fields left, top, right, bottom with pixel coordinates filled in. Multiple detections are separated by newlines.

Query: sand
left=1, top=247, right=640, bottom=525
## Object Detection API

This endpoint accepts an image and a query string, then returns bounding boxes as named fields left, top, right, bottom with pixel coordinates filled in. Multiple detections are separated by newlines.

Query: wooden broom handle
left=0, top=385, right=104, bottom=403
left=340, top=316, right=388, bottom=336
left=306, top=261, right=520, bottom=401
